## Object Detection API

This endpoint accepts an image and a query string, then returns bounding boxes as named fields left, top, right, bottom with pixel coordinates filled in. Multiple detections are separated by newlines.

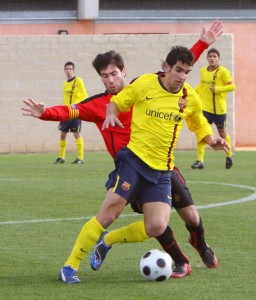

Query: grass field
left=1, top=150, right=255, bottom=300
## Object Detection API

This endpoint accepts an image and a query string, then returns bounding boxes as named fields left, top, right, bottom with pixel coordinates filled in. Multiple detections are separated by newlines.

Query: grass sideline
left=0, top=150, right=255, bottom=300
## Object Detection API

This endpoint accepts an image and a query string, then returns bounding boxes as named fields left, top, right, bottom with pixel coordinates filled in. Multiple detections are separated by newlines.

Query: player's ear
left=163, top=63, right=171, bottom=73
left=121, top=67, right=126, bottom=77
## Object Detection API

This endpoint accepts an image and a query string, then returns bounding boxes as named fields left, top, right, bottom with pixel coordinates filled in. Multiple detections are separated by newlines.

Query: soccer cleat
left=54, top=157, right=65, bottom=164
left=191, top=160, right=204, bottom=169
left=59, top=266, right=80, bottom=284
left=189, top=238, right=218, bottom=268
left=90, top=231, right=112, bottom=271
left=200, top=248, right=218, bottom=268
left=225, top=156, right=233, bottom=169
left=171, top=263, right=192, bottom=278
left=72, top=158, right=85, bottom=164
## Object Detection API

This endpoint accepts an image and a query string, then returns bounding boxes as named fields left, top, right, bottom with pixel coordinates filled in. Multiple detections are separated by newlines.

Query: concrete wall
left=0, top=33, right=234, bottom=154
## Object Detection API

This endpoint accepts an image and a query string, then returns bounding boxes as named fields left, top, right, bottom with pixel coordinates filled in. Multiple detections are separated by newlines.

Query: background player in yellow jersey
left=191, top=48, right=236, bottom=169
left=54, top=61, right=88, bottom=164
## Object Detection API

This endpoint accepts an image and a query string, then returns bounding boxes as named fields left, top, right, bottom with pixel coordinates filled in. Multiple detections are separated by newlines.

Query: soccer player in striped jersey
left=55, top=62, right=88, bottom=165
left=191, top=48, right=236, bottom=170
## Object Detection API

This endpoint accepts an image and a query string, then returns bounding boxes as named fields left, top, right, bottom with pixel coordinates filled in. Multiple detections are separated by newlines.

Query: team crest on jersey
left=173, top=114, right=183, bottom=123
left=121, top=181, right=131, bottom=191
left=178, top=97, right=187, bottom=112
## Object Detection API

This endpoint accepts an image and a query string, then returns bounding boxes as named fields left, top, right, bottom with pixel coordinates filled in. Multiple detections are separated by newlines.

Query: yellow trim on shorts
left=113, top=175, right=120, bottom=192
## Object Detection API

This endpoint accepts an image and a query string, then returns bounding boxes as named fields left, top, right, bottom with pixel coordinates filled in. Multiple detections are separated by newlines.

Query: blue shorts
left=58, top=119, right=82, bottom=133
left=130, top=166, right=193, bottom=214
left=105, top=147, right=172, bottom=207
left=203, top=111, right=226, bottom=129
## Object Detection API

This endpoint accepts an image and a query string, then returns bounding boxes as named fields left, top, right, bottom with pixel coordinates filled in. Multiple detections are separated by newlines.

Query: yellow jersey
left=111, top=73, right=213, bottom=170
left=195, top=65, right=235, bottom=114
left=63, top=76, right=88, bottom=106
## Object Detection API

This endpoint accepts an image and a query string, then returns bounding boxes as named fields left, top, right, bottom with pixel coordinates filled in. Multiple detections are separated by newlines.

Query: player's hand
left=22, top=98, right=45, bottom=118
left=102, top=114, right=124, bottom=130
left=210, top=137, right=230, bottom=153
left=210, top=83, right=215, bottom=92
left=200, top=20, right=223, bottom=45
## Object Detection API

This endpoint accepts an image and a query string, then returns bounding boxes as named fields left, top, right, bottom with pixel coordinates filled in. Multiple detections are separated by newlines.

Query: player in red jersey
left=23, top=20, right=222, bottom=282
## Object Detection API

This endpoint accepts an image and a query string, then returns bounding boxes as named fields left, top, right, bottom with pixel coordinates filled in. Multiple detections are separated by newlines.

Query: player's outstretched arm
left=22, top=98, right=45, bottom=118
left=200, top=20, right=223, bottom=46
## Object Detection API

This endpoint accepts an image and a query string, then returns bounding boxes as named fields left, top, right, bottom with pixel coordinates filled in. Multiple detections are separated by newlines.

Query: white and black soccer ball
left=139, top=249, right=173, bottom=282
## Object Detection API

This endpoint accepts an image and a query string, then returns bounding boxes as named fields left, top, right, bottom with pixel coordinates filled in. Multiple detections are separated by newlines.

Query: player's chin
left=108, top=87, right=118, bottom=94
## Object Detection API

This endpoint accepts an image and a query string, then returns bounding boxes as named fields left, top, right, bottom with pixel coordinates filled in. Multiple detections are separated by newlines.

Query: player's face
left=163, top=61, right=192, bottom=93
left=207, top=52, right=220, bottom=69
left=64, top=65, right=74, bottom=79
left=100, top=64, right=126, bottom=95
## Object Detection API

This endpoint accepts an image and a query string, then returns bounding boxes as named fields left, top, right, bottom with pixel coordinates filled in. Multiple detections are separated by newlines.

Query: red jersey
left=40, top=39, right=209, bottom=158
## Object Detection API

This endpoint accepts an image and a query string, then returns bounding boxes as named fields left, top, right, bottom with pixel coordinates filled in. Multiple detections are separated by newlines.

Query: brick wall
left=0, top=34, right=234, bottom=154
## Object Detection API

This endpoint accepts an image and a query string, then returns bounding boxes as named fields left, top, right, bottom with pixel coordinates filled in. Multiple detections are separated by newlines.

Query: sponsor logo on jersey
left=173, top=114, right=183, bottom=123
left=145, top=109, right=183, bottom=123
left=146, top=109, right=173, bottom=120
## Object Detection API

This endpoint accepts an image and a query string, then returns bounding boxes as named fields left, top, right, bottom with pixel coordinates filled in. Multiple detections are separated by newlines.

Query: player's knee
left=185, top=213, right=200, bottom=227
left=144, top=222, right=166, bottom=238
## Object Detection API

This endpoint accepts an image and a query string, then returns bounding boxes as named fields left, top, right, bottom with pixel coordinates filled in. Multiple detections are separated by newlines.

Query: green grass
left=0, top=150, right=255, bottom=300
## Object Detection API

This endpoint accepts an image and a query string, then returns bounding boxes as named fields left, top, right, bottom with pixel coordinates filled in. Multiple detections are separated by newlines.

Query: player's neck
left=207, top=65, right=219, bottom=71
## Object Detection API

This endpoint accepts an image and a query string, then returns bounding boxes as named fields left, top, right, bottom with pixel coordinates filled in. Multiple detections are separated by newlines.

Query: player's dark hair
left=165, top=46, right=194, bottom=67
left=207, top=48, right=220, bottom=57
left=92, top=50, right=125, bottom=75
left=64, top=61, right=75, bottom=69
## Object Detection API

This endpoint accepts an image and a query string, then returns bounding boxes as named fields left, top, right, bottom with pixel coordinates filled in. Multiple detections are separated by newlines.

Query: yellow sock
left=59, top=140, right=67, bottom=159
left=104, top=221, right=149, bottom=247
left=64, top=216, right=104, bottom=270
left=197, top=141, right=205, bottom=162
left=224, top=134, right=233, bottom=157
left=76, top=137, right=84, bottom=160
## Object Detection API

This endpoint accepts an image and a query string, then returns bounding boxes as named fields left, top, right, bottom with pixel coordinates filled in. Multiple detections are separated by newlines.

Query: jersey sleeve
left=40, top=94, right=109, bottom=123
left=214, top=68, right=236, bottom=93
left=186, top=94, right=213, bottom=143
left=190, top=39, right=209, bottom=63
left=40, top=106, right=70, bottom=121
left=110, top=83, right=137, bottom=112
left=73, top=77, right=88, bottom=103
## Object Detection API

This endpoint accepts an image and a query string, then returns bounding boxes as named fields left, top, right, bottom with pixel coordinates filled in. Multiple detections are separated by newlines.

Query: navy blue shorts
left=58, top=119, right=82, bottom=132
left=203, top=111, right=226, bottom=129
left=105, top=148, right=172, bottom=207
left=130, top=166, right=194, bottom=213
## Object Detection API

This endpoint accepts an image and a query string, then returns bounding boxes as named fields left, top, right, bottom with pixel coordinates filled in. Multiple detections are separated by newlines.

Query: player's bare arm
left=200, top=20, right=223, bottom=45
left=102, top=102, right=124, bottom=130
left=22, top=98, right=45, bottom=118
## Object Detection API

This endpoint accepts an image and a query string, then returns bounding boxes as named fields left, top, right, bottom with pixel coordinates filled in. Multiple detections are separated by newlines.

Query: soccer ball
left=139, top=249, right=173, bottom=282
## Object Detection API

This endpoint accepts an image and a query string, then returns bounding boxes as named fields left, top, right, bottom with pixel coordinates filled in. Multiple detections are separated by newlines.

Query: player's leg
left=191, top=111, right=213, bottom=169
left=72, top=119, right=84, bottom=164
left=215, top=114, right=233, bottom=169
left=60, top=188, right=127, bottom=283
left=55, top=122, right=68, bottom=164
left=172, top=167, right=218, bottom=268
